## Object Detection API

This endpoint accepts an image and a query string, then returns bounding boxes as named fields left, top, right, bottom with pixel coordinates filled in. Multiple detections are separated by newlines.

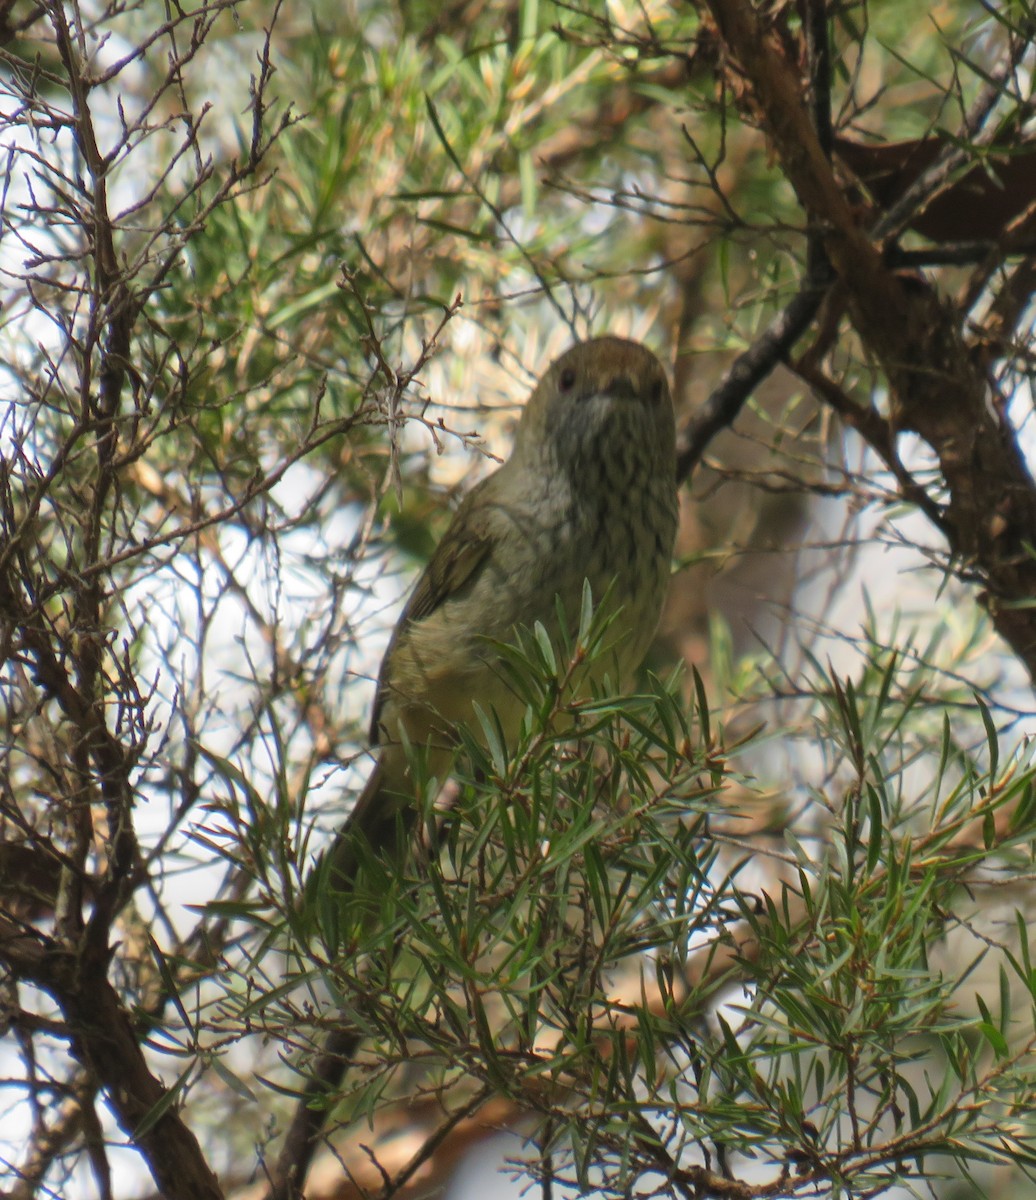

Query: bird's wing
left=369, top=476, right=499, bottom=743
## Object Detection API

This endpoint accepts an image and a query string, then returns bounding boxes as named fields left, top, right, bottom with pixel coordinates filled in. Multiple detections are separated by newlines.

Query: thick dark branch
left=703, top=0, right=1036, bottom=676
left=47, top=2, right=140, bottom=947
left=0, top=916, right=223, bottom=1200
left=61, top=974, right=225, bottom=1200
left=803, top=0, right=833, bottom=288
left=676, top=0, right=834, bottom=483
left=675, top=284, right=823, bottom=482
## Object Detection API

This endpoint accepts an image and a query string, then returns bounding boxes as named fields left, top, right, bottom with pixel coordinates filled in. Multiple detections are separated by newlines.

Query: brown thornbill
left=324, top=335, right=680, bottom=890
left=271, top=336, right=681, bottom=1200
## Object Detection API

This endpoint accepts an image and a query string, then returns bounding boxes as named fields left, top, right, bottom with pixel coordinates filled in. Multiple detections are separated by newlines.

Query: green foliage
left=192, top=608, right=1036, bottom=1198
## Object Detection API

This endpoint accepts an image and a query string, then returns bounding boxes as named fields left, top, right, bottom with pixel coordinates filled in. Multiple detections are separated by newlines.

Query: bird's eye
left=558, top=367, right=577, bottom=392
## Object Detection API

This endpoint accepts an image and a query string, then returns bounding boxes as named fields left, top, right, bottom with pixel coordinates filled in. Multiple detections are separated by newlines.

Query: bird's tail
left=274, top=764, right=418, bottom=1197
left=316, top=752, right=420, bottom=898
left=263, top=1024, right=362, bottom=1200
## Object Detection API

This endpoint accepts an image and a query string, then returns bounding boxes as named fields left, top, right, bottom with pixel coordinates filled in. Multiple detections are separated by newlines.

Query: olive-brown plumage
left=326, top=336, right=679, bottom=885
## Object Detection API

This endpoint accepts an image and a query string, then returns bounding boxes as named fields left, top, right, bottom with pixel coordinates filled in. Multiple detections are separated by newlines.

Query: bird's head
left=514, top=336, right=676, bottom=478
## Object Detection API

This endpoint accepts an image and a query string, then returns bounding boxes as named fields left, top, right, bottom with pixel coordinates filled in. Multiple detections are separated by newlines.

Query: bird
left=322, top=334, right=679, bottom=893
left=272, top=335, right=680, bottom=1200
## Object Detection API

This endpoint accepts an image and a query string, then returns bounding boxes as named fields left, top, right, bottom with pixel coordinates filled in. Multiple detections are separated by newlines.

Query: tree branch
left=702, top=0, right=1036, bottom=675
left=0, top=914, right=224, bottom=1200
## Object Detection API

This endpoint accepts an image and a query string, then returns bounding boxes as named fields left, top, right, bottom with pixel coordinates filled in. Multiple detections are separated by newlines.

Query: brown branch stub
left=835, top=135, right=1036, bottom=246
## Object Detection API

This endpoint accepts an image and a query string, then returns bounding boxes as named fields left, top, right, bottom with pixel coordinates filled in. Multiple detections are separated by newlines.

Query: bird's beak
left=605, top=374, right=639, bottom=403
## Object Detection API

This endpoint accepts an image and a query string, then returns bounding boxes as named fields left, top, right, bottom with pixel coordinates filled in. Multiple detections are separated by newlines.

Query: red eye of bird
left=558, top=367, right=577, bottom=391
